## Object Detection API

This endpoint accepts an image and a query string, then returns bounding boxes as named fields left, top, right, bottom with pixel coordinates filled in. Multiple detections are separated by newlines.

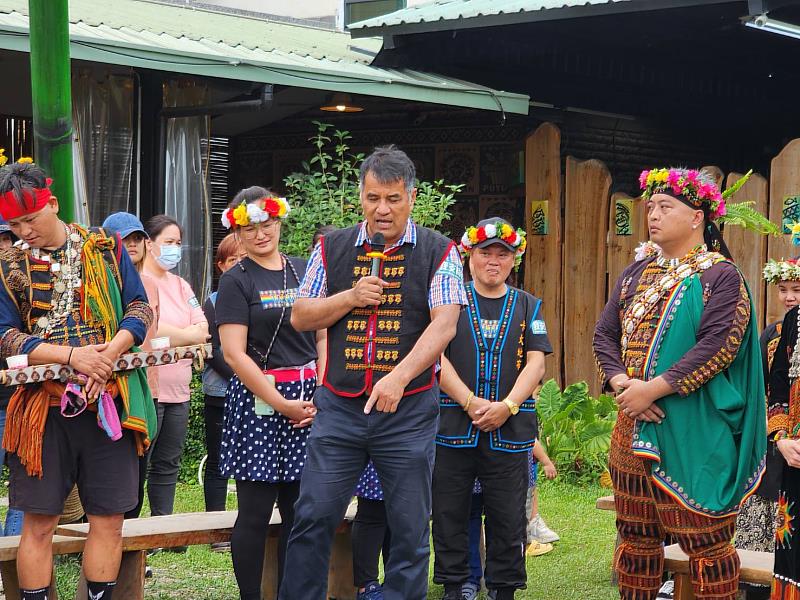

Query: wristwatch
left=502, top=398, right=519, bottom=416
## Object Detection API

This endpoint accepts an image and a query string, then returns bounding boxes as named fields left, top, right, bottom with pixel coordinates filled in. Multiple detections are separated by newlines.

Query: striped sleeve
left=297, top=243, right=328, bottom=299
left=428, top=245, right=467, bottom=310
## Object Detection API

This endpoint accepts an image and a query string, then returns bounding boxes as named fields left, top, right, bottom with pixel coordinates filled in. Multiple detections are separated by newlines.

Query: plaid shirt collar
left=355, top=219, right=416, bottom=250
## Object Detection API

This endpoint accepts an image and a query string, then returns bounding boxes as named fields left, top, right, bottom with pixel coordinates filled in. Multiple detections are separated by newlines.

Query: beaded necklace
left=24, top=223, right=84, bottom=337
left=621, top=245, right=719, bottom=351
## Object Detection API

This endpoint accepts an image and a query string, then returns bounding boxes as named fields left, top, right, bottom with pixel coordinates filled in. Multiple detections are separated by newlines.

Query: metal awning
left=349, top=0, right=735, bottom=36
left=0, top=0, right=528, bottom=115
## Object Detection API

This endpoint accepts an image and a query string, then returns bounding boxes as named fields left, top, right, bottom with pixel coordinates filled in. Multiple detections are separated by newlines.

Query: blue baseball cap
left=102, top=212, right=149, bottom=240
left=0, top=218, right=16, bottom=240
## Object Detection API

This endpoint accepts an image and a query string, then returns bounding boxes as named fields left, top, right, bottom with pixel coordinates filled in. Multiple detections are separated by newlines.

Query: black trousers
left=432, top=434, right=528, bottom=591
left=352, top=497, right=392, bottom=587
left=279, top=386, right=439, bottom=600
left=124, top=396, right=159, bottom=520
left=232, top=479, right=300, bottom=600
left=203, top=401, right=228, bottom=512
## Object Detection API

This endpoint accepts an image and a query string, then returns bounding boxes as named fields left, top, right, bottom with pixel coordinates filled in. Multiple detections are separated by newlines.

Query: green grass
left=4, top=479, right=618, bottom=599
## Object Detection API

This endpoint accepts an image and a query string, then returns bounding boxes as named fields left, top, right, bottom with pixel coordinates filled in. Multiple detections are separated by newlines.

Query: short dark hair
left=0, top=162, right=49, bottom=214
left=359, top=145, right=415, bottom=193
left=312, top=224, right=337, bottom=247
left=229, top=186, right=273, bottom=209
left=145, top=215, right=182, bottom=240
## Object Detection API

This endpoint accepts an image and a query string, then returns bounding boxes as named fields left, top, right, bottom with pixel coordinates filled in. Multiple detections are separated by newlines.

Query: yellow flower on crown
left=276, top=200, right=288, bottom=218
left=232, top=203, right=249, bottom=227
left=0, top=149, right=7, bottom=167
left=467, top=227, right=479, bottom=245
left=500, top=223, right=513, bottom=238
left=17, top=157, right=33, bottom=164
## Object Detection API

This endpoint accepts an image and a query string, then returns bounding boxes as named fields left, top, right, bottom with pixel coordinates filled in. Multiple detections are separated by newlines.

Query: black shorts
left=8, top=405, right=138, bottom=516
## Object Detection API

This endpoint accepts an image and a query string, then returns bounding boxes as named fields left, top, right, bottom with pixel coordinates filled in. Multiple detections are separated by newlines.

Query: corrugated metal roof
left=349, top=0, right=727, bottom=34
left=0, top=0, right=529, bottom=114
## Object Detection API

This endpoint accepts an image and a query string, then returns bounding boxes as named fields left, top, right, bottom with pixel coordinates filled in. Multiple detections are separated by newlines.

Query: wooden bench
left=50, top=506, right=357, bottom=600
left=0, top=535, right=88, bottom=600
left=664, top=543, right=773, bottom=600
left=596, top=495, right=615, bottom=511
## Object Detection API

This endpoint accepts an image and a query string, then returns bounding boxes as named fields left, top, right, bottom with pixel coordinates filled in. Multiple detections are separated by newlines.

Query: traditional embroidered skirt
left=735, top=493, right=778, bottom=554
left=773, top=462, right=800, bottom=599
left=219, top=372, right=315, bottom=482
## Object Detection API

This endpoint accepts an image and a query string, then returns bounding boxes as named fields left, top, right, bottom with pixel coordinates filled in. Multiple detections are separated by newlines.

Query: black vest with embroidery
left=322, top=223, right=453, bottom=397
left=437, top=283, right=540, bottom=452
left=0, top=226, right=121, bottom=345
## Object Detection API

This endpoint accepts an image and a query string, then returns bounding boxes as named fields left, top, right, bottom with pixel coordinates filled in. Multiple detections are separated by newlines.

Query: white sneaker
left=528, top=515, right=560, bottom=543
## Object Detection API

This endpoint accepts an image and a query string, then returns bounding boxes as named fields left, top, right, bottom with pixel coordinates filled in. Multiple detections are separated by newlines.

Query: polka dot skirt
left=220, top=375, right=314, bottom=482
left=472, top=448, right=537, bottom=495
left=355, top=460, right=383, bottom=501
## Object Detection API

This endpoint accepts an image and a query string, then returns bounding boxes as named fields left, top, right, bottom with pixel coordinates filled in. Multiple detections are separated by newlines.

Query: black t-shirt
left=473, top=290, right=553, bottom=354
left=215, top=256, right=317, bottom=369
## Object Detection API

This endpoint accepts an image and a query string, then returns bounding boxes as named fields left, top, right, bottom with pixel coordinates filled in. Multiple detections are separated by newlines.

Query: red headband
left=0, top=178, right=53, bottom=221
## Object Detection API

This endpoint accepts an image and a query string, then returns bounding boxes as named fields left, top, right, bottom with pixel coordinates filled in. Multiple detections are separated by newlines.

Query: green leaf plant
left=538, top=379, right=618, bottom=483
left=281, top=121, right=463, bottom=258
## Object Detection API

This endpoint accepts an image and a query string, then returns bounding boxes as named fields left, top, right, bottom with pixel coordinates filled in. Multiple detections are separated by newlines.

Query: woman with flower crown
left=733, top=257, right=800, bottom=599
left=593, top=168, right=766, bottom=600
left=763, top=244, right=800, bottom=598
left=215, top=186, right=319, bottom=600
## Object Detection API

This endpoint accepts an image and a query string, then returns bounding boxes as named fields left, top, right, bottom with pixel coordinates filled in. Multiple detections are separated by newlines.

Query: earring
left=692, top=225, right=697, bottom=230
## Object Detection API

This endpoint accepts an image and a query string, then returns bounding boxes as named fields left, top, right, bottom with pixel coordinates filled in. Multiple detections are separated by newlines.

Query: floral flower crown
left=221, top=196, right=290, bottom=229
left=763, top=258, right=800, bottom=284
left=639, top=168, right=726, bottom=220
left=459, top=220, right=527, bottom=266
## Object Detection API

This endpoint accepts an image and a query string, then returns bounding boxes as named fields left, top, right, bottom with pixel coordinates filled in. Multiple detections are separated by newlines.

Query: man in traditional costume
left=0, top=161, right=155, bottom=600
left=593, top=168, right=766, bottom=600
left=279, top=146, right=465, bottom=600
left=432, top=218, right=550, bottom=600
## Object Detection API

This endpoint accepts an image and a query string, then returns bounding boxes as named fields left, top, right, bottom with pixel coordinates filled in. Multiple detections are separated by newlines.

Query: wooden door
left=524, top=123, right=563, bottom=385
left=563, top=157, right=611, bottom=394
left=768, top=140, right=800, bottom=325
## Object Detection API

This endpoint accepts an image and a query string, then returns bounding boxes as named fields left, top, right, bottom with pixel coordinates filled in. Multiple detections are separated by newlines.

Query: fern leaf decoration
left=722, top=169, right=753, bottom=200
left=718, top=201, right=781, bottom=236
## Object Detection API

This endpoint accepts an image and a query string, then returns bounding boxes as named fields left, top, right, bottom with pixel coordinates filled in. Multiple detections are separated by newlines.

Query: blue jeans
left=0, top=409, right=23, bottom=535
left=279, top=386, right=439, bottom=600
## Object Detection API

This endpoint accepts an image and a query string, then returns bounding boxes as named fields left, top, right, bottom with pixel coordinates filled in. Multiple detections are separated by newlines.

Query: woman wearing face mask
left=143, top=215, right=208, bottom=519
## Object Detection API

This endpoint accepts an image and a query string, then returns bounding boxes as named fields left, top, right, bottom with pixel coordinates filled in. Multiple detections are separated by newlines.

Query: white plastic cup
left=151, top=337, right=170, bottom=351
left=7, top=354, right=28, bottom=370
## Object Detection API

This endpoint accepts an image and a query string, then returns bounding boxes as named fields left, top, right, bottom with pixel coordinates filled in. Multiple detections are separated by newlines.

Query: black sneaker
left=442, top=585, right=463, bottom=600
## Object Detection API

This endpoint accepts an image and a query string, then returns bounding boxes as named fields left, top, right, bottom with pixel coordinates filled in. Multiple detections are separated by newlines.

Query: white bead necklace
left=29, top=223, right=83, bottom=337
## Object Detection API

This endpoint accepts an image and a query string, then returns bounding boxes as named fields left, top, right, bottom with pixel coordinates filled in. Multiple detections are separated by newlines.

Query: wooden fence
left=522, top=122, right=800, bottom=394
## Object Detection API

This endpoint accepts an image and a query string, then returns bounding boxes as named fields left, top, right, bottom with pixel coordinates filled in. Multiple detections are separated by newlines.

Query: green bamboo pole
left=29, top=0, right=74, bottom=222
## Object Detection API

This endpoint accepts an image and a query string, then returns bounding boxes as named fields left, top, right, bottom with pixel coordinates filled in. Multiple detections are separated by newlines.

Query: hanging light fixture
left=320, top=93, right=364, bottom=112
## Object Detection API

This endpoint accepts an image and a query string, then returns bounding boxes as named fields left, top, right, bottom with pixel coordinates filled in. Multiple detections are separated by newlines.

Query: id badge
left=254, top=373, right=276, bottom=416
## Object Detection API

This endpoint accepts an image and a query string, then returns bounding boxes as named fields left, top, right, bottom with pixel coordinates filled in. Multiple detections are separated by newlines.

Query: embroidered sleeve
left=768, top=308, right=796, bottom=435
left=662, top=266, right=750, bottom=397
left=0, top=328, right=41, bottom=358
left=429, top=245, right=467, bottom=309
left=122, top=300, right=154, bottom=337
left=593, top=271, right=628, bottom=390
